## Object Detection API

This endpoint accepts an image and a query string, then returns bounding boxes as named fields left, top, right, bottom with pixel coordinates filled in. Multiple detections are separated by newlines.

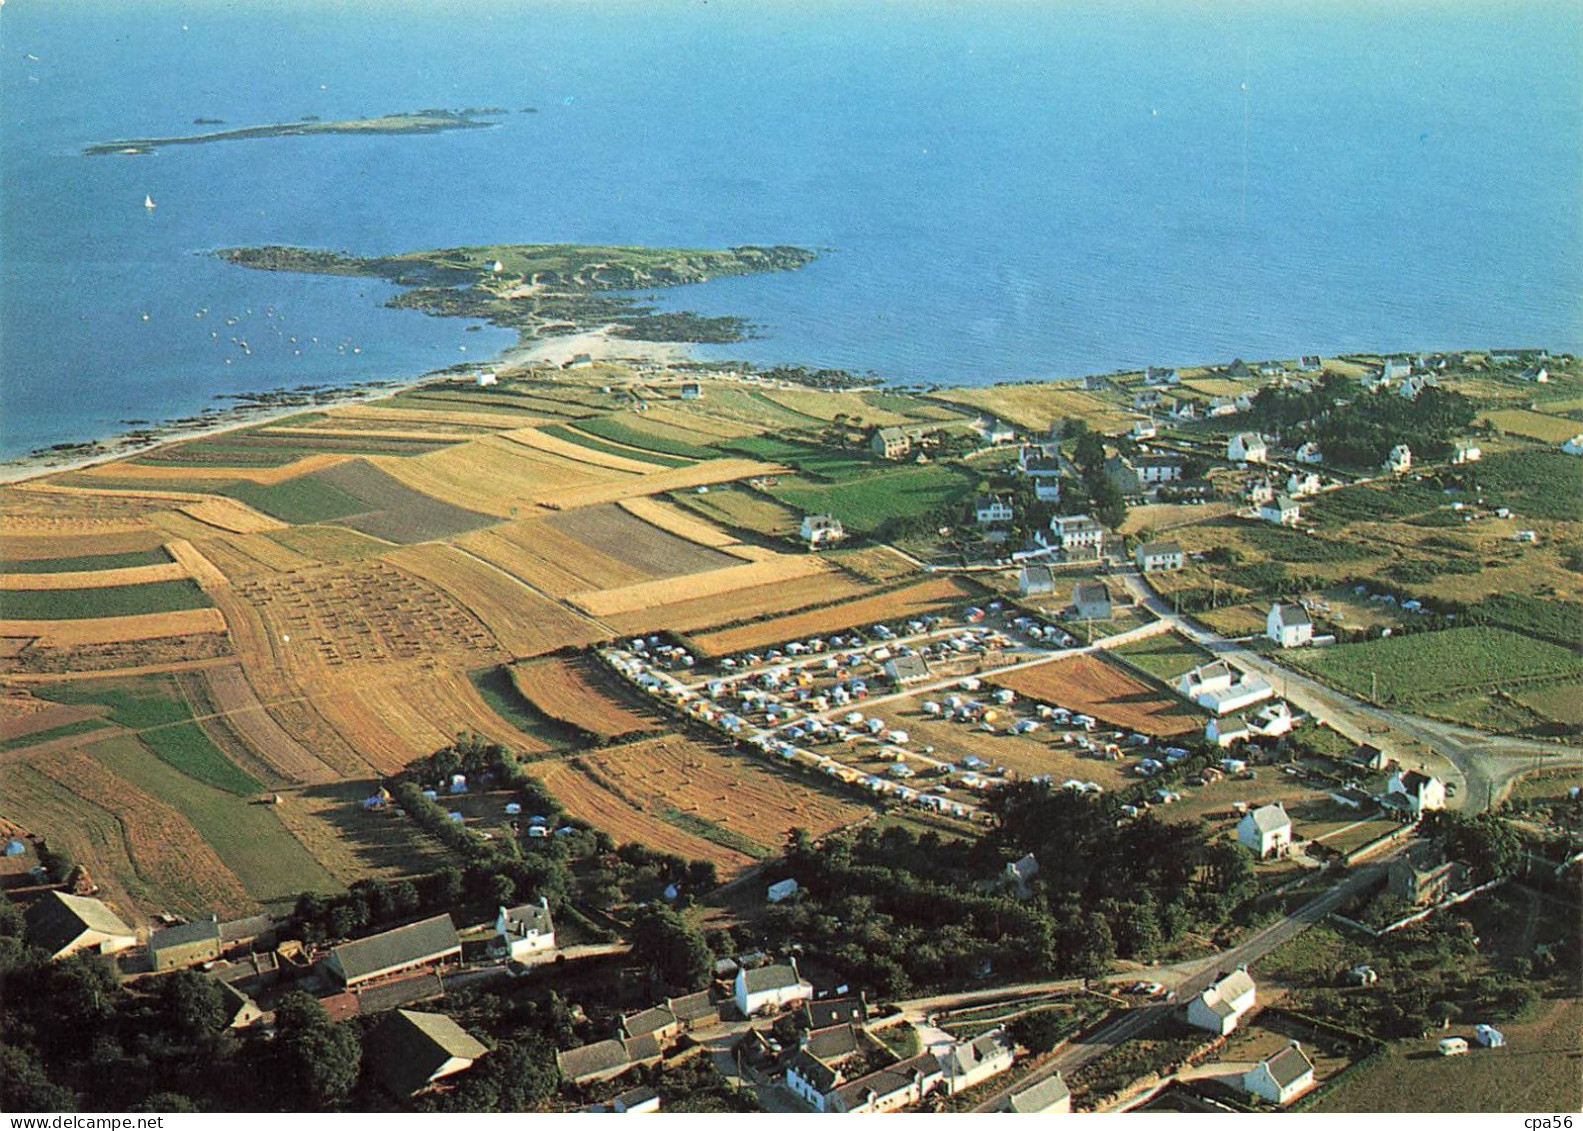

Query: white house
left=496, top=900, right=556, bottom=961
left=1171, top=400, right=1198, bottom=421
left=975, top=495, right=1015, bottom=526
left=680, top=382, right=703, bottom=400
left=1520, top=364, right=1549, bottom=383
left=475, top=370, right=498, bottom=387
left=1145, top=366, right=1180, bottom=386
left=1238, top=804, right=1293, bottom=858
left=1206, top=716, right=1252, bottom=748
left=1244, top=1042, right=1316, bottom=1106
left=1135, top=539, right=1184, bottom=573
left=1187, top=968, right=1258, bottom=1035
left=1452, top=439, right=1482, bottom=464
left=1382, top=358, right=1412, bottom=381
left=1266, top=603, right=1314, bottom=648
left=800, top=513, right=846, bottom=549
left=1295, top=441, right=1324, bottom=465
left=1248, top=700, right=1295, bottom=739
left=1562, top=434, right=1583, bottom=456
left=1385, top=444, right=1412, bottom=474
left=1071, top=581, right=1113, bottom=622
left=1131, top=419, right=1157, bottom=440
left=1179, top=662, right=1274, bottom=715
left=939, top=1029, right=1015, bottom=1094
left=1228, top=433, right=1268, bottom=463
left=1285, top=471, right=1322, bottom=498
left=1019, top=451, right=1064, bottom=501
left=734, top=960, right=813, bottom=1017
left=1387, top=770, right=1447, bottom=816
left=1133, top=454, right=1184, bottom=484
left=1246, top=478, right=1276, bottom=506
left=1258, top=495, right=1302, bottom=526
left=1207, top=396, right=1239, bottom=418
left=1049, top=514, right=1105, bottom=558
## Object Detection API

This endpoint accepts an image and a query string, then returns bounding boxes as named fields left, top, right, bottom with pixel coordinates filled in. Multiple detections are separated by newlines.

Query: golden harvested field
left=992, top=654, right=1204, bottom=736
left=265, top=525, right=393, bottom=564
left=178, top=497, right=290, bottom=533
left=617, top=495, right=739, bottom=548
left=0, top=529, right=168, bottom=560
left=536, top=758, right=754, bottom=874
left=826, top=545, right=923, bottom=583
left=201, top=663, right=338, bottom=783
left=580, top=735, right=869, bottom=855
left=633, top=405, right=761, bottom=442
left=0, top=562, right=188, bottom=590
left=925, top=384, right=1130, bottom=433
left=544, top=458, right=783, bottom=510
left=162, top=539, right=230, bottom=590
left=0, top=608, right=227, bottom=648
left=327, top=402, right=536, bottom=430
left=504, top=426, right=665, bottom=473
left=259, top=425, right=465, bottom=443
left=690, top=576, right=978, bottom=656
left=312, top=681, right=457, bottom=774
left=1181, top=377, right=1254, bottom=398
left=757, top=389, right=917, bottom=426
left=509, top=656, right=659, bottom=739
left=82, top=452, right=351, bottom=485
left=457, top=523, right=646, bottom=598
left=373, top=436, right=628, bottom=517
left=25, top=749, right=256, bottom=917
left=603, top=572, right=870, bottom=637
left=391, top=665, right=561, bottom=755
left=570, top=555, right=830, bottom=618
left=386, top=543, right=607, bottom=658
left=230, top=558, right=502, bottom=678
left=1480, top=408, right=1583, bottom=443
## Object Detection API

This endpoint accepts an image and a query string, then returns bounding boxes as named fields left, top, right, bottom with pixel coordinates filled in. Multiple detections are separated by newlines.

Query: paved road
left=967, top=861, right=1388, bottom=1112
left=1114, top=569, right=1583, bottom=811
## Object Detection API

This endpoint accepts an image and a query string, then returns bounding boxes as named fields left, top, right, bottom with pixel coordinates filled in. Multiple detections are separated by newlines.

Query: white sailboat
left=144, top=194, right=156, bottom=211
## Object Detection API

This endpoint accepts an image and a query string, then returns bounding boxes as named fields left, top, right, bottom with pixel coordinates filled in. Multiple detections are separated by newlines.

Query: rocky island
left=83, top=107, right=502, bottom=156
left=216, top=241, right=818, bottom=344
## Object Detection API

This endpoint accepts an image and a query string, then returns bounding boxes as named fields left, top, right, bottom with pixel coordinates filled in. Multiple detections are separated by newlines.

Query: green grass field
left=467, top=666, right=576, bottom=753
left=1110, top=632, right=1216, bottom=681
left=1286, top=627, right=1583, bottom=704
left=2, top=548, right=173, bottom=574
left=223, top=475, right=371, bottom=524
left=768, top=463, right=976, bottom=533
left=573, top=413, right=720, bottom=459
left=537, top=422, right=691, bottom=467
left=671, top=485, right=799, bottom=538
left=35, top=676, right=263, bottom=794
left=719, top=434, right=876, bottom=479
left=1468, top=449, right=1583, bottom=522
left=87, top=734, right=338, bottom=906
left=0, top=579, right=212, bottom=620
left=0, top=717, right=113, bottom=753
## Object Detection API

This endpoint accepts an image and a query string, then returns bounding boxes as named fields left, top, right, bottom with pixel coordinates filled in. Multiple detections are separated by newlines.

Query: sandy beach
left=0, top=327, right=697, bottom=488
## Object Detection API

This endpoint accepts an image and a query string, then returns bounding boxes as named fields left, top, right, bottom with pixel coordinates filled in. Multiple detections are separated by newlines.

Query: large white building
left=1266, top=603, right=1314, bottom=648
left=734, top=961, right=813, bottom=1017
left=1178, top=662, right=1274, bottom=715
left=1238, top=804, right=1294, bottom=858
left=1228, top=433, right=1268, bottom=463
left=496, top=900, right=555, bottom=962
left=1187, top=969, right=1258, bottom=1035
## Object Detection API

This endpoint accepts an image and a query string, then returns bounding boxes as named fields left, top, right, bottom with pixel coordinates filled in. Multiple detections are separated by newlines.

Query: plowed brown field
left=201, top=663, right=338, bottom=783
left=992, top=653, right=1204, bottom=736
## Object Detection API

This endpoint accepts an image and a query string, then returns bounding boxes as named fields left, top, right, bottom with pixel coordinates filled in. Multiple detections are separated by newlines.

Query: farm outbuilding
left=24, top=891, right=137, bottom=961
left=149, top=916, right=222, bottom=972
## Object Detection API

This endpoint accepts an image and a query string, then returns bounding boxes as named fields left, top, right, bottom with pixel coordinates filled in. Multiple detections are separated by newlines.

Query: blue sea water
left=2, top=0, right=1580, bottom=459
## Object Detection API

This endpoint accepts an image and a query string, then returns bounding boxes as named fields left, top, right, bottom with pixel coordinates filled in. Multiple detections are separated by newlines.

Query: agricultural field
left=669, top=483, right=800, bottom=539
left=0, top=561, right=188, bottom=590
left=925, top=381, right=1131, bottom=433
left=1284, top=627, right=1583, bottom=728
left=0, top=529, right=170, bottom=562
left=265, top=524, right=393, bottom=563
left=508, top=655, right=661, bottom=740
left=312, top=457, right=498, bottom=542
left=1109, top=631, right=1217, bottom=682
left=0, top=546, right=173, bottom=573
left=602, top=570, right=870, bottom=637
left=529, top=423, right=691, bottom=469
left=1315, top=999, right=1582, bottom=1114
left=547, top=735, right=870, bottom=872
left=767, top=462, right=977, bottom=534
left=222, top=474, right=370, bottom=524
left=544, top=503, right=741, bottom=578
left=573, top=412, right=724, bottom=459
left=755, top=388, right=925, bottom=427
left=993, top=654, right=1204, bottom=736
left=199, top=663, right=341, bottom=783
left=87, top=733, right=339, bottom=909
left=688, top=576, right=979, bottom=656
left=0, top=578, right=212, bottom=620
left=825, top=544, right=922, bottom=583
left=568, top=555, right=831, bottom=619
left=1479, top=408, right=1582, bottom=443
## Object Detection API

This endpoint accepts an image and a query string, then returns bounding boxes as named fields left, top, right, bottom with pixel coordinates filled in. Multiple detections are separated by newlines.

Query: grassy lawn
left=1110, top=632, right=1214, bottom=681
left=223, top=475, right=371, bottom=524
left=0, top=579, right=212, bottom=619
left=88, top=734, right=339, bottom=907
left=140, top=720, right=263, bottom=796
left=2, top=547, right=173, bottom=574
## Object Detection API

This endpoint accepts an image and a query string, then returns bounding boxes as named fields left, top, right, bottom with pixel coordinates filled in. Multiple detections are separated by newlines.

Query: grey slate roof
left=1262, top=1043, right=1315, bottom=1088
left=1272, top=603, right=1311, bottom=627
left=668, top=989, right=719, bottom=1024
left=1247, top=804, right=1291, bottom=834
left=24, top=891, right=133, bottom=956
left=1007, top=1072, right=1070, bottom=1112
left=218, top=913, right=274, bottom=944
left=557, top=1039, right=630, bottom=1083
left=742, top=962, right=803, bottom=993
left=790, top=1047, right=842, bottom=1094
left=329, top=914, right=459, bottom=984
left=150, top=917, right=220, bottom=953
left=622, top=1004, right=679, bottom=1038
left=501, top=902, right=553, bottom=935
left=804, top=1023, right=861, bottom=1062
left=1138, top=540, right=1182, bottom=558
left=366, top=1009, right=488, bottom=1097
left=357, top=969, right=447, bottom=1015
left=805, top=996, right=868, bottom=1030
left=832, top=1052, right=942, bottom=1111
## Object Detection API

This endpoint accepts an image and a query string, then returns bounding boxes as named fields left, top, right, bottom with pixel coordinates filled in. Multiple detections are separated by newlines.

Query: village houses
left=734, top=959, right=814, bottom=1016
left=23, top=891, right=137, bottom=961
left=1071, top=581, right=1113, bottom=622
left=1187, top=968, right=1258, bottom=1035
left=1266, top=602, right=1314, bottom=648
left=1295, top=441, right=1323, bottom=464
left=1179, top=661, right=1275, bottom=715
left=1452, top=439, right=1482, bottom=464
left=1385, top=443, right=1412, bottom=474
left=1285, top=470, right=1322, bottom=497
left=324, top=914, right=462, bottom=989
left=495, top=899, right=555, bottom=962
left=1048, top=514, right=1105, bottom=560
left=1017, top=563, right=1056, bottom=597
left=1258, top=494, right=1302, bottom=526
left=974, top=494, right=1015, bottom=526
left=1238, top=803, right=1294, bottom=858
left=1228, top=432, right=1268, bottom=463
left=1244, top=1042, right=1317, bottom=1106
left=364, top=1009, right=488, bottom=1098
left=1386, top=769, right=1447, bottom=816
left=1135, top=539, right=1184, bottom=573
left=800, top=513, right=846, bottom=549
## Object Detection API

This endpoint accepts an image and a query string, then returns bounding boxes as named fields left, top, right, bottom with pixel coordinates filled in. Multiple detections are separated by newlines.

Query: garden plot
left=993, top=654, right=1204, bottom=737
